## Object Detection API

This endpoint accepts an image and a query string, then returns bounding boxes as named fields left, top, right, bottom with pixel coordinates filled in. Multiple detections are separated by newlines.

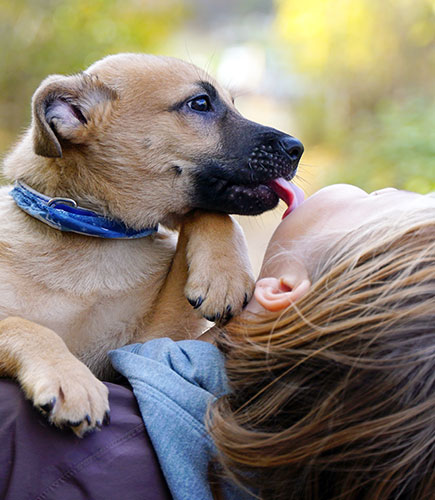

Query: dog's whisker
left=298, top=162, right=322, bottom=168
left=204, top=52, right=217, bottom=80
left=294, top=173, right=311, bottom=183
left=231, top=89, right=251, bottom=100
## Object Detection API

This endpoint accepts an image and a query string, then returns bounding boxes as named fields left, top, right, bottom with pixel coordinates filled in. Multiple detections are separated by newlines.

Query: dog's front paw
left=20, top=355, right=110, bottom=437
left=184, top=215, right=255, bottom=323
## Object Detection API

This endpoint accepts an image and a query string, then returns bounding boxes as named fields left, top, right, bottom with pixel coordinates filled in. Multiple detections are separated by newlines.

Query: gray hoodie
left=109, top=338, right=253, bottom=500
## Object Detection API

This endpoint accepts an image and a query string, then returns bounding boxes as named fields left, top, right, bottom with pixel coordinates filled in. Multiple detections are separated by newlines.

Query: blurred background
left=1, top=0, right=434, bottom=273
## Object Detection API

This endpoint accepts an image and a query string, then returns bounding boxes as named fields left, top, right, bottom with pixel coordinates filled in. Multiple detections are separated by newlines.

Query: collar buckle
left=47, top=197, right=78, bottom=208
left=10, top=181, right=159, bottom=239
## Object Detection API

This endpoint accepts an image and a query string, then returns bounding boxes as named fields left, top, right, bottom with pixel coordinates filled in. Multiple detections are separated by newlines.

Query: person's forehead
left=301, top=184, right=432, bottom=215
left=260, top=184, right=434, bottom=281
left=272, top=184, right=433, bottom=241
left=276, top=185, right=364, bottom=230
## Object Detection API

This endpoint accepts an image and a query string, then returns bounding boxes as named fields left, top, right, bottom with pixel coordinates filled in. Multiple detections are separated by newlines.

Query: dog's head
left=5, top=53, right=303, bottom=228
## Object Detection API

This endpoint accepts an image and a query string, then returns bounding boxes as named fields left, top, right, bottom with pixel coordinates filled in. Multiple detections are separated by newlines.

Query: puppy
left=0, top=54, right=303, bottom=435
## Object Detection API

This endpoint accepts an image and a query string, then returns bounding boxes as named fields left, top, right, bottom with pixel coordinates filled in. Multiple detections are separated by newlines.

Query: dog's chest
left=0, top=266, right=163, bottom=347
left=0, top=198, right=177, bottom=367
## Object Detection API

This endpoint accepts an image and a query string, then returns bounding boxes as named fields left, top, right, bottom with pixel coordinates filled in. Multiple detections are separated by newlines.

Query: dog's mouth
left=192, top=132, right=304, bottom=216
left=210, top=176, right=303, bottom=216
left=194, top=153, right=303, bottom=216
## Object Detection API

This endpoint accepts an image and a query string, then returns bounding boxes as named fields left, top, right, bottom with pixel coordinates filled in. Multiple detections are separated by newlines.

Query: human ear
left=254, top=274, right=311, bottom=312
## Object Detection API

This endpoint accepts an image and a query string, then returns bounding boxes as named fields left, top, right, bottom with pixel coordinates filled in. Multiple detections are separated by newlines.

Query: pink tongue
left=268, top=178, right=305, bottom=219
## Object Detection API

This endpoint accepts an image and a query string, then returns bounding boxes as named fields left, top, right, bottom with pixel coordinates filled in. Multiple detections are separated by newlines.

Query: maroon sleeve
left=0, top=378, right=172, bottom=500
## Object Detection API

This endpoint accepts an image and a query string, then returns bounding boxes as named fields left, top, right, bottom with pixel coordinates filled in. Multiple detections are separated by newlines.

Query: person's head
left=209, top=184, right=435, bottom=499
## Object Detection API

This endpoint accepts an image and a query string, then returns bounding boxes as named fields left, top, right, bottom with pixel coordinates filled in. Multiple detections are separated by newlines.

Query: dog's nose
left=277, top=136, right=304, bottom=163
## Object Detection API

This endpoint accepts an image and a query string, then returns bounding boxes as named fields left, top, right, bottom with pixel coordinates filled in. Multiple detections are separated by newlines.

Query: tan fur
left=0, top=53, right=255, bottom=436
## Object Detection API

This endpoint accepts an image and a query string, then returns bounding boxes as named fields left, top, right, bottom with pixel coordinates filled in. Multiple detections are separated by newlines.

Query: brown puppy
left=0, top=54, right=303, bottom=435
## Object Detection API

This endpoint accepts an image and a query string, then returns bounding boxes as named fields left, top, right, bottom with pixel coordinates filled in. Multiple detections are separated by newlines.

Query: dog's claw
left=223, top=304, right=233, bottom=322
left=210, top=305, right=233, bottom=325
left=205, top=311, right=222, bottom=322
left=187, top=296, right=204, bottom=309
left=38, top=397, right=57, bottom=414
left=103, top=410, right=111, bottom=425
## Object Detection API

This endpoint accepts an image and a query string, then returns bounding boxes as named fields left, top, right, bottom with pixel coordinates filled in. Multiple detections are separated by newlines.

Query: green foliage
left=0, top=0, right=186, bottom=151
left=326, top=99, right=435, bottom=192
left=275, top=0, right=435, bottom=193
left=276, top=0, right=435, bottom=103
left=1, top=0, right=433, bottom=193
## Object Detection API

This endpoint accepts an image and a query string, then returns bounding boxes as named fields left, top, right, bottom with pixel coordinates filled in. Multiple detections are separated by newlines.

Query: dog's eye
left=187, top=96, right=212, bottom=112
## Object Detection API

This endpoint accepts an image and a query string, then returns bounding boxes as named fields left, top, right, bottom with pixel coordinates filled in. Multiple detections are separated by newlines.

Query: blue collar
left=10, top=181, right=158, bottom=239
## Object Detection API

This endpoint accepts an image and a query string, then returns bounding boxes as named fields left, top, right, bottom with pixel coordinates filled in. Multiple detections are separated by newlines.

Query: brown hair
left=209, top=204, right=435, bottom=499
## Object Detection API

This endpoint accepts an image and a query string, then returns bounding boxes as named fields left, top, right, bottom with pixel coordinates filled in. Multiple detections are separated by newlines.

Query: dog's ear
left=32, top=73, right=118, bottom=158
